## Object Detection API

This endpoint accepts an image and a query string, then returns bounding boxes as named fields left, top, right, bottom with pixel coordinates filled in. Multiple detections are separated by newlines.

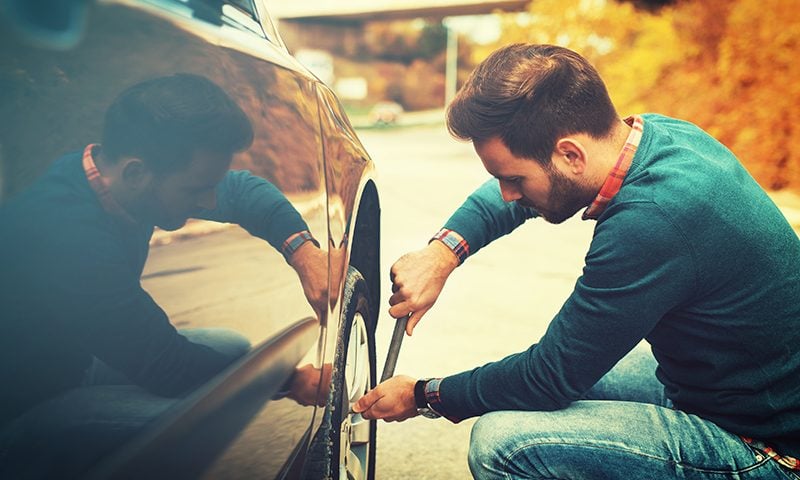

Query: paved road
left=358, top=124, right=594, bottom=479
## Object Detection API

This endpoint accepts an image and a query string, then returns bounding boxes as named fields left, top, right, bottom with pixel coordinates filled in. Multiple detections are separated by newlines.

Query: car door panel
left=1, top=0, right=331, bottom=476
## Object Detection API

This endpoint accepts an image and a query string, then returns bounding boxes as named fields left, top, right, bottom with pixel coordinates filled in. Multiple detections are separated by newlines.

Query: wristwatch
left=414, top=378, right=442, bottom=419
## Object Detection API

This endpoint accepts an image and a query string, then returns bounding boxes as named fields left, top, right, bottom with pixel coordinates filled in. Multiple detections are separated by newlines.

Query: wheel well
left=348, top=180, right=380, bottom=319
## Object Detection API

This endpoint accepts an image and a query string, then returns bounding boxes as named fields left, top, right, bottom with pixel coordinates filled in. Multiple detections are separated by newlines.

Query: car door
left=0, top=0, right=329, bottom=476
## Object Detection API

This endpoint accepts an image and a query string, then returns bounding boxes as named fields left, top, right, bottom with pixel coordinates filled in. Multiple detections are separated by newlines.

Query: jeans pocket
left=745, top=444, right=800, bottom=480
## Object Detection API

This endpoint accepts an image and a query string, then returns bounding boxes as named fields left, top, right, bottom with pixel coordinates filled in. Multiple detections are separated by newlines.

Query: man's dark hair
left=102, top=73, right=254, bottom=172
left=447, top=44, right=618, bottom=165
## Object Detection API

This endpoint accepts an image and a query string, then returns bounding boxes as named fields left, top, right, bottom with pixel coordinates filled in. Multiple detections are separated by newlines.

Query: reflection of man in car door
left=0, top=73, right=327, bottom=478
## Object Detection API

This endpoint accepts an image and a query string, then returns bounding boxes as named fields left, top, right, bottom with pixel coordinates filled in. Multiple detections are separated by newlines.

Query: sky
left=443, top=15, right=502, bottom=44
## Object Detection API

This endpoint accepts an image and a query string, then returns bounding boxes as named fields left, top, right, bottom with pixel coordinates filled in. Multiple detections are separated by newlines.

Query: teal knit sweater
left=0, top=152, right=309, bottom=426
left=438, top=114, right=800, bottom=455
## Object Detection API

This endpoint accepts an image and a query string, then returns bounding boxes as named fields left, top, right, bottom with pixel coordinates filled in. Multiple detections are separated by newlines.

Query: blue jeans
left=0, top=328, right=250, bottom=480
left=468, top=347, right=798, bottom=480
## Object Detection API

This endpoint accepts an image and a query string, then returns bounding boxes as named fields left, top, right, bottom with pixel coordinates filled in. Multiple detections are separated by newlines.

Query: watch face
left=418, top=408, right=441, bottom=419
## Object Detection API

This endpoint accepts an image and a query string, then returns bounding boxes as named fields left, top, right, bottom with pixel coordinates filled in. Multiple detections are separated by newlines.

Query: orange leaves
left=489, top=0, right=800, bottom=191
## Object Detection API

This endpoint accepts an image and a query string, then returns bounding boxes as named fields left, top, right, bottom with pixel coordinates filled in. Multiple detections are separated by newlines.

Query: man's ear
left=554, top=138, right=588, bottom=175
left=120, top=158, right=153, bottom=191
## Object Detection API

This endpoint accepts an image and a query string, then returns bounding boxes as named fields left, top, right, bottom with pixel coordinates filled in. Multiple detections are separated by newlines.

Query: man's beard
left=538, top=168, right=598, bottom=224
left=127, top=181, right=190, bottom=230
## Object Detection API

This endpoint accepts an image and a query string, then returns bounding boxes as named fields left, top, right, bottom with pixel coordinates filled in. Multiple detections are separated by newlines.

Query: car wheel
left=305, top=266, right=377, bottom=480
left=332, top=266, right=377, bottom=480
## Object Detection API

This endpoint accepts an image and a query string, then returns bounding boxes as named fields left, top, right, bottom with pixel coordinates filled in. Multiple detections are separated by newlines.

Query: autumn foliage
left=484, top=0, right=800, bottom=191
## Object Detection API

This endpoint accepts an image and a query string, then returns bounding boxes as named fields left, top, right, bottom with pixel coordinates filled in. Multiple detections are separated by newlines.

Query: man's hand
left=287, top=363, right=332, bottom=407
left=289, top=241, right=329, bottom=317
left=353, top=375, right=418, bottom=422
left=389, top=241, right=459, bottom=335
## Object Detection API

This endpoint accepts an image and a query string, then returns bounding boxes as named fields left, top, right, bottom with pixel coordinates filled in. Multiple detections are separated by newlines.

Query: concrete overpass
left=270, top=1, right=531, bottom=23
left=271, top=1, right=532, bottom=108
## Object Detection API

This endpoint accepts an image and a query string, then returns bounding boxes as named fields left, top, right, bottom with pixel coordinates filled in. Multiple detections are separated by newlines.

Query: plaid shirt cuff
left=424, top=377, right=459, bottom=422
left=430, top=228, right=469, bottom=265
left=741, top=437, right=800, bottom=470
left=281, top=230, right=319, bottom=262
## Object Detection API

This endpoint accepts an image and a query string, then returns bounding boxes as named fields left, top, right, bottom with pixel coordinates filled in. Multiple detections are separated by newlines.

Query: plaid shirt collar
left=82, top=144, right=136, bottom=223
left=582, top=115, right=644, bottom=220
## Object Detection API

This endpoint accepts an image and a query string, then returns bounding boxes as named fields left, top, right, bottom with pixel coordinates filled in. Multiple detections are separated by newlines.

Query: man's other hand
left=287, top=363, right=332, bottom=407
left=289, top=241, right=329, bottom=317
left=353, top=375, right=417, bottom=422
left=389, top=241, right=458, bottom=335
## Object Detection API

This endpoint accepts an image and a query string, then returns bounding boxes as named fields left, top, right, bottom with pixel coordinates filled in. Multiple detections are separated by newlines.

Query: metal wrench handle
left=350, top=314, right=410, bottom=422
left=380, top=314, right=409, bottom=382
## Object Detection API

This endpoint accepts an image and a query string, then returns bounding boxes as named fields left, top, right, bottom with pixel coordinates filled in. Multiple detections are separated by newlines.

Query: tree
left=488, top=0, right=800, bottom=191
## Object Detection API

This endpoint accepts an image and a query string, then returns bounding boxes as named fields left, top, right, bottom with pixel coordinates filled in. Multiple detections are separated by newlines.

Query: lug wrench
left=350, top=314, right=409, bottom=423
left=380, top=313, right=410, bottom=383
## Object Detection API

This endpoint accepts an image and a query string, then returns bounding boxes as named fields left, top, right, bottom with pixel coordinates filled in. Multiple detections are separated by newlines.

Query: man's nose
left=197, top=190, right=217, bottom=211
left=499, top=181, right=521, bottom=203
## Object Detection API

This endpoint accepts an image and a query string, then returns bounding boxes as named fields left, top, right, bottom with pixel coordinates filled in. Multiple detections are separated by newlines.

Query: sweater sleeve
left=198, top=170, right=310, bottom=251
left=435, top=201, right=697, bottom=421
left=45, top=226, right=235, bottom=397
left=442, top=178, right=538, bottom=259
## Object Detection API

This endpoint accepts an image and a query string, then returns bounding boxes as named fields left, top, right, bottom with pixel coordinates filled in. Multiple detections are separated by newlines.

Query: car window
left=149, top=0, right=267, bottom=39
left=226, top=0, right=257, bottom=16
left=220, top=1, right=265, bottom=37
left=254, top=1, right=284, bottom=49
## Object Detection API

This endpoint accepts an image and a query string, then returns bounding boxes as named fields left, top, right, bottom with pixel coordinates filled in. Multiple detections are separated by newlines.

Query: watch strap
left=415, top=378, right=442, bottom=419
left=414, top=379, right=428, bottom=409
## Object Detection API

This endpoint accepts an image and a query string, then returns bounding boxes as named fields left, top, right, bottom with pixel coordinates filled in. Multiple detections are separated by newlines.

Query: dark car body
left=0, top=1, right=380, bottom=478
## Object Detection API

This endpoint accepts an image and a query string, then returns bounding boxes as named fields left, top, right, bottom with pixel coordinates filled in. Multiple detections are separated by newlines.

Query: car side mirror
left=0, top=0, right=91, bottom=50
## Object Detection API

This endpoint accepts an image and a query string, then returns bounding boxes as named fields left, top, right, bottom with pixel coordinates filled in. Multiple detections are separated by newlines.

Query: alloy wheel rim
left=339, top=312, right=371, bottom=480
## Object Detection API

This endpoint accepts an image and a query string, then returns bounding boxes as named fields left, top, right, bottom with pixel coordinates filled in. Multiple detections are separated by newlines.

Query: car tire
left=306, top=266, right=377, bottom=480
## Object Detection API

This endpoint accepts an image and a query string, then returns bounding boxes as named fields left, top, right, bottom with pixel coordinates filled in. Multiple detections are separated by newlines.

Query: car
left=0, top=0, right=381, bottom=478
left=368, top=101, right=405, bottom=127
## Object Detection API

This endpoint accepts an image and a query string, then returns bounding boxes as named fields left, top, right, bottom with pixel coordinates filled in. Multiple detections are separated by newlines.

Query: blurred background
left=273, top=0, right=799, bottom=192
